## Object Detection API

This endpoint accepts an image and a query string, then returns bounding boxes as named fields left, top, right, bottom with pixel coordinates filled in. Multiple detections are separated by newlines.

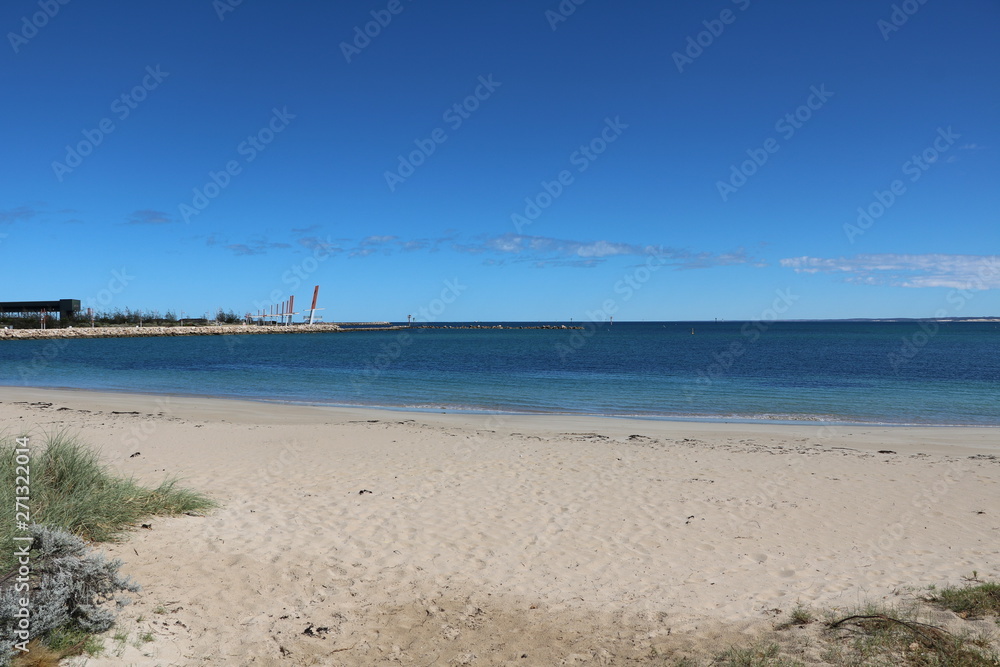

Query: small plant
left=44, top=625, right=103, bottom=656
left=715, top=641, right=803, bottom=667
left=933, top=581, right=1000, bottom=618
left=789, top=605, right=814, bottom=626
left=111, top=628, right=130, bottom=657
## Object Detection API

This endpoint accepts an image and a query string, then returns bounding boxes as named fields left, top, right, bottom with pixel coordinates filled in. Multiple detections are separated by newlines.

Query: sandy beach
left=2, top=387, right=998, bottom=665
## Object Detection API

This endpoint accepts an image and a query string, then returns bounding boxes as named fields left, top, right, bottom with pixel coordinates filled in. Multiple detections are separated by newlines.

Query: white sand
left=2, top=387, right=998, bottom=665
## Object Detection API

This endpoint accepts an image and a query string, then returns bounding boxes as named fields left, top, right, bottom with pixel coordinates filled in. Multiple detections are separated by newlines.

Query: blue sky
left=2, top=0, right=998, bottom=321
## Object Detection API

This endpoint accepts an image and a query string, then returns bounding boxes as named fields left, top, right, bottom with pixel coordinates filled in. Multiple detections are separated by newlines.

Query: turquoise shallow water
left=1, top=321, right=998, bottom=425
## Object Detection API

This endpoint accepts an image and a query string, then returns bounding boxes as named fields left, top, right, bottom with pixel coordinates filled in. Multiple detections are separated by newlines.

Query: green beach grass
left=0, top=431, right=214, bottom=664
left=933, top=581, right=1000, bottom=619
left=0, top=431, right=214, bottom=571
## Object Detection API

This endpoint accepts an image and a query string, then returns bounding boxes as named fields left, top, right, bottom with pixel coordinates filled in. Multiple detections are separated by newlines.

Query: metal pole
left=308, top=285, right=319, bottom=325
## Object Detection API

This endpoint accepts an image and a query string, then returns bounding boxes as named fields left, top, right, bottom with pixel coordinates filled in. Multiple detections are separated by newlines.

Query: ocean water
left=1, top=321, right=998, bottom=426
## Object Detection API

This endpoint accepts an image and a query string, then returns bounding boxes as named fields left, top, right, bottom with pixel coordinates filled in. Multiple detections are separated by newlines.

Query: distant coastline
left=785, top=317, right=1000, bottom=323
left=0, top=317, right=993, bottom=342
left=0, top=322, right=583, bottom=341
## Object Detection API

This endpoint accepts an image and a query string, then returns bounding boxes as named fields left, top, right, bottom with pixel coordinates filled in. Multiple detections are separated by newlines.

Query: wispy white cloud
left=453, top=233, right=756, bottom=269
left=2, top=204, right=88, bottom=226
left=0, top=206, right=39, bottom=224
left=126, top=209, right=173, bottom=225
left=205, top=227, right=755, bottom=271
left=297, top=236, right=342, bottom=254
left=349, top=234, right=399, bottom=257
left=947, top=142, right=987, bottom=164
left=224, top=238, right=292, bottom=256
left=225, top=243, right=264, bottom=256
left=401, top=239, right=429, bottom=252
left=780, top=253, right=1000, bottom=289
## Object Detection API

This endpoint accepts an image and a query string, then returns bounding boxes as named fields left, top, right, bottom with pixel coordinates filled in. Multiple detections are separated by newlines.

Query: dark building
left=0, top=299, right=81, bottom=322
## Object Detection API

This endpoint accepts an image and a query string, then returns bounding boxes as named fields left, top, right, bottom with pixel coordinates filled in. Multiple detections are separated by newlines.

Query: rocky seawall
left=0, top=323, right=362, bottom=340
left=0, top=323, right=581, bottom=340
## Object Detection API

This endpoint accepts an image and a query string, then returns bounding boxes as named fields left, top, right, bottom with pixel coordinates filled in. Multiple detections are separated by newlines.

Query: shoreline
left=4, top=384, right=1000, bottom=431
left=3, top=386, right=999, bottom=664
left=4, top=385, right=999, bottom=457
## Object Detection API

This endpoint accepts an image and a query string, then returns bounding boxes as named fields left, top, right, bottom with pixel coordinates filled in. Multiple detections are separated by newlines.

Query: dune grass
left=933, top=581, right=1000, bottom=619
left=0, top=431, right=215, bottom=572
left=822, top=601, right=999, bottom=666
left=0, top=431, right=214, bottom=665
left=681, top=594, right=1000, bottom=666
left=715, top=641, right=804, bottom=666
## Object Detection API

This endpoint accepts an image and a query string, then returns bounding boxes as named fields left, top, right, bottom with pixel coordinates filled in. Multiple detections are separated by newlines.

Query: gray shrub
left=0, top=525, right=139, bottom=663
